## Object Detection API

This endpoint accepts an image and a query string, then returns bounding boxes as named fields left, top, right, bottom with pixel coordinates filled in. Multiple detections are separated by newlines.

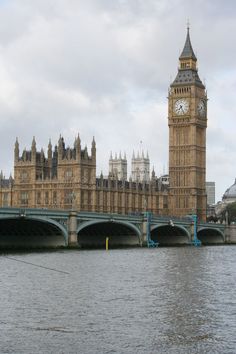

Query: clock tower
left=168, top=27, right=207, bottom=221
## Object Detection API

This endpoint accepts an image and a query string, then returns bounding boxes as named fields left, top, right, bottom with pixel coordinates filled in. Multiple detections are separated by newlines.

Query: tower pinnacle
left=179, top=26, right=197, bottom=61
left=171, top=26, right=204, bottom=88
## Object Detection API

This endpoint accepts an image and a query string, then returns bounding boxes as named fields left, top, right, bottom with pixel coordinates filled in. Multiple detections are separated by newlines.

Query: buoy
left=106, top=237, right=109, bottom=251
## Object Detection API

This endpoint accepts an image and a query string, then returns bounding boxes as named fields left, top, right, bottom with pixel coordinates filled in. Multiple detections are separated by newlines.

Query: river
left=0, top=246, right=235, bottom=353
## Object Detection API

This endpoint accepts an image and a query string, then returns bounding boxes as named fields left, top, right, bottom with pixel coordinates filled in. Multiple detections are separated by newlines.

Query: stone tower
left=109, top=152, right=127, bottom=180
left=131, top=151, right=150, bottom=183
left=168, top=27, right=207, bottom=221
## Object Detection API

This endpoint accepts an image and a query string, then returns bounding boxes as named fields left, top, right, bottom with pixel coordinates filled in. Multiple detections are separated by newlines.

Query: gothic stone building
left=0, top=135, right=168, bottom=215
left=0, top=28, right=207, bottom=220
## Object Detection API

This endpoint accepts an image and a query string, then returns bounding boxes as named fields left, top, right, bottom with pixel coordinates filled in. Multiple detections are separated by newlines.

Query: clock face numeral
left=174, top=99, right=189, bottom=115
left=197, top=99, right=206, bottom=116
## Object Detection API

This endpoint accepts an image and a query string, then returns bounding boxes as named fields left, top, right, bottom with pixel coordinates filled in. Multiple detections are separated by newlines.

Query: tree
left=220, top=202, right=236, bottom=224
left=226, top=202, right=236, bottom=224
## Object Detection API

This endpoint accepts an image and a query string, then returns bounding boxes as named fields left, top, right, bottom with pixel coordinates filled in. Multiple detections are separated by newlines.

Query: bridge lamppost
left=144, top=199, right=154, bottom=247
left=188, top=213, right=201, bottom=247
left=145, top=211, right=158, bottom=248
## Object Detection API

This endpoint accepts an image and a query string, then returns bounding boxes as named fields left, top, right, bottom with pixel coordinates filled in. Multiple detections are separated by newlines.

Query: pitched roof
left=171, top=68, right=204, bottom=88
left=179, top=27, right=197, bottom=61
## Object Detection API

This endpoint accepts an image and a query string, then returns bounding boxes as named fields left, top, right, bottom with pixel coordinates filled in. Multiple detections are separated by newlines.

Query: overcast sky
left=0, top=0, right=236, bottom=202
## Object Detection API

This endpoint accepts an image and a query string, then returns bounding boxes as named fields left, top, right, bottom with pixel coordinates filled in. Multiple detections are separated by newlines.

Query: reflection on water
left=0, top=247, right=235, bottom=353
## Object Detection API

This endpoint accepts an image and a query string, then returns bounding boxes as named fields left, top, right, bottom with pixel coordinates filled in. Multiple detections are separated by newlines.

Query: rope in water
left=4, top=256, right=70, bottom=275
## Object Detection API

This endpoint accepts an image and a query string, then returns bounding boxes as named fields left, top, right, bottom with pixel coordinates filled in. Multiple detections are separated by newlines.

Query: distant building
left=222, top=178, right=236, bottom=204
left=206, top=182, right=215, bottom=205
left=0, top=172, right=13, bottom=207
left=109, top=152, right=127, bottom=180
left=160, top=174, right=169, bottom=186
left=131, top=151, right=150, bottom=183
left=214, top=179, right=236, bottom=217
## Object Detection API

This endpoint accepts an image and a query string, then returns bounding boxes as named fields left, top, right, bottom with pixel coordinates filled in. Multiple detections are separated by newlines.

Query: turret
left=66, top=146, right=71, bottom=160
left=9, top=173, right=13, bottom=187
left=151, top=167, right=156, bottom=180
left=48, top=139, right=52, bottom=160
left=47, top=139, right=52, bottom=178
left=40, top=148, right=45, bottom=163
left=58, top=135, right=63, bottom=161
left=84, top=145, right=88, bottom=160
left=31, top=136, right=36, bottom=163
left=151, top=167, right=156, bottom=188
left=131, top=149, right=150, bottom=182
left=14, top=137, right=19, bottom=163
left=75, top=133, right=81, bottom=161
left=22, top=148, right=27, bottom=161
left=91, top=136, right=96, bottom=161
left=109, top=151, right=127, bottom=180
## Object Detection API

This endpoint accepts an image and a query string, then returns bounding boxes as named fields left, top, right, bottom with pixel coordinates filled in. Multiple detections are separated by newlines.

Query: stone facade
left=0, top=173, right=13, bottom=207
left=0, top=135, right=169, bottom=216
left=131, top=151, right=150, bottom=183
left=12, top=135, right=96, bottom=211
left=109, top=152, right=127, bottom=180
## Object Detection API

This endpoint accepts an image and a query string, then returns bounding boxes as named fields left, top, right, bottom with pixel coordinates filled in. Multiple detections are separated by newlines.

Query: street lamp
left=189, top=213, right=201, bottom=247
left=146, top=211, right=158, bottom=248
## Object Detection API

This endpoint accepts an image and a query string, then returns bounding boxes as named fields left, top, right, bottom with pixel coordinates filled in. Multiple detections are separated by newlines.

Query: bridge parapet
left=0, top=208, right=230, bottom=247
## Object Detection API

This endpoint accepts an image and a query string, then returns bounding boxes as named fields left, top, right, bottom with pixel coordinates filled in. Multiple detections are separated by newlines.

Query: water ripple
left=0, top=247, right=236, bottom=353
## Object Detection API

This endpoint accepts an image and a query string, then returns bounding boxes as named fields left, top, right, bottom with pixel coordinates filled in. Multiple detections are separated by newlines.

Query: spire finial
left=187, top=19, right=190, bottom=31
left=179, top=22, right=196, bottom=61
left=48, top=138, right=52, bottom=149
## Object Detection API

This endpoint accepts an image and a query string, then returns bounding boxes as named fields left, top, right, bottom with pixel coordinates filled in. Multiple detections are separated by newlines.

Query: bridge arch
left=77, top=219, right=142, bottom=248
left=0, top=216, right=67, bottom=248
left=197, top=227, right=225, bottom=244
left=150, top=224, right=191, bottom=246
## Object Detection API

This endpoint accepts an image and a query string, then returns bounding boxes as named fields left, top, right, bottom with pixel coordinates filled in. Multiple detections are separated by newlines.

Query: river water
left=0, top=246, right=235, bottom=354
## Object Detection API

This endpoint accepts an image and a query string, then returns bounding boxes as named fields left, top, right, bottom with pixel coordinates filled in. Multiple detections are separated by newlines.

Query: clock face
left=174, top=99, right=189, bottom=115
left=197, top=99, right=206, bottom=116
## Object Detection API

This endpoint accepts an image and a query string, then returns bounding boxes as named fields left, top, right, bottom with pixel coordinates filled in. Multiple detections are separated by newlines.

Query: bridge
left=0, top=207, right=229, bottom=249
